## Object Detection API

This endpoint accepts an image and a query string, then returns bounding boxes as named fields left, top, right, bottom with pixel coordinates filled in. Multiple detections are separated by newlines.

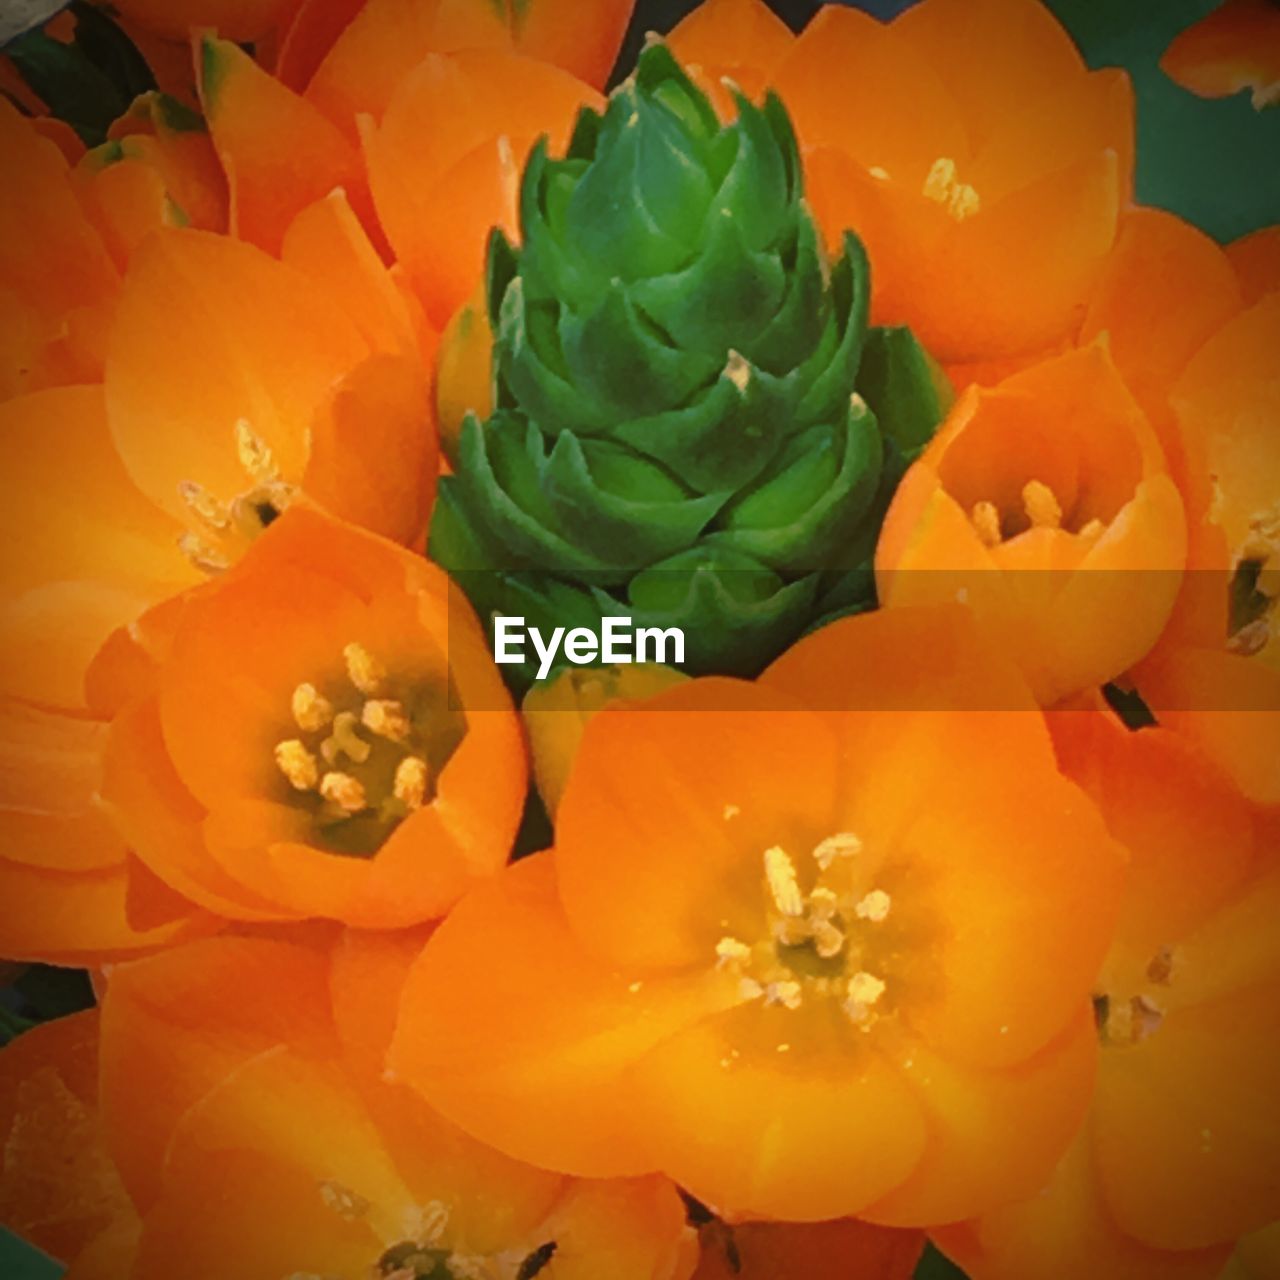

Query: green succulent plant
left=431, top=41, right=947, bottom=688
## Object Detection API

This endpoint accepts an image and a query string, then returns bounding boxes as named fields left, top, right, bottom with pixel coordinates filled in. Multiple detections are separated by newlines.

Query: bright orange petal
left=1161, top=0, right=1280, bottom=109
left=1228, top=226, right=1280, bottom=305
left=391, top=854, right=735, bottom=1179
left=199, top=35, right=370, bottom=254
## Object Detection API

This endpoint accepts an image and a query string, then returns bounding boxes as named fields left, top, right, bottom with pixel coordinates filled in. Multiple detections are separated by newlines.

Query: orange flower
left=936, top=706, right=1280, bottom=1278
left=763, top=0, right=1132, bottom=364
left=1161, top=0, right=1280, bottom=110
left=83, top=932, right=697, bottom=1280
left=362, top=49, right=603, bottom=327
left=391, top=607, right=1122, bottom=1225
left=875, top=344, right=1187, bottom=705
left=691, top=1217, right=923, bottom=1280
left=90, top=507, right=524, bottom=928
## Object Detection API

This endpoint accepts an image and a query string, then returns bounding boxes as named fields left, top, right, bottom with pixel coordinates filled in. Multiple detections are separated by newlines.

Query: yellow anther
left=177, top=530, right=231, bottom=574
left=1077, top=517, right=1105, bottom=542
left=318, top=1180, right=370, bottom=1221
left=343, top=642, right=386, bottom=695
left=274, top=739, right=319, bottom=791
left=854, top=889, right=892, bottom=924
left=739, top=977, right=765, bottom=1001
left=725, top=350, right=751, bottom=392
left=715, top=936, right=752, bottom=967
left=922, top=156, right=980, bottom=221
left=923, top=156, right=957, bottom=202
left=723, top=803, right=741, bottom=820
left=178, top=480, right=230, bottom=529
left=321, top=710, right=372, bottom=766
left=812, top=831, right=862, bottom=871
left=765, top=980, right=803, bottom=1011
left=362, top=698, right=411, bottom=743
left=845, top=970, right=886, bottom=1024
left=813, top=920, right=846, bottom=960
left=868, top=165, right=890, bottom=181
left=1023, top=479, right=1063, bottom=530
left=234, top=419, right=278, bottom=485
left=403, top=1200, right=450, bottom=1247
left=291, top=682, right=334, bottom=732
left=393, top=757, right=428, bottom=812
left=971, top=500, right=1002, bottom=548
left=320, top=771, right=367, bottom=813
left=1228, top=618, right=1270, bottom=657
left=763, top=846, right=805, bottom=917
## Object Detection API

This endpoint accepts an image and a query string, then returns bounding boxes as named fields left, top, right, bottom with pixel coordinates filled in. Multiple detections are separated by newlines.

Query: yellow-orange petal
left=199, top=35, right=370, bottom=255
left=391, top=854, right=736, bottom=1179
left=935, top=1127, right=1232, bottom=1280
left=300, top=352, right=438, bottom=548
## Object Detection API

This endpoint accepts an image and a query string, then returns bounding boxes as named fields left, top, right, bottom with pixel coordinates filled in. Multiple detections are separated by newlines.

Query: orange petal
left=199, top=35, right=370, bottom=254
left=0, top=856, right=210, bottom=966
left=390, top=854, right=734, bottom=1179
left=363, top=49, right=600, bottom=325
left=668, top=0, right=795, bottom=117
left=280, top=188, right=420, bottom=359
left=1093, top=980, right=1280, bottom=1249
left=99, top=935, right=335, bottom=1206
left=630, top=1007, right=927, bottom=1220
left=300, top=352, right=438, bottom=547
left=0, top=385, right=193, bottom=710
left=936, top=1126, right=1232, bottom=1280
left=861, top=1010, right=1097, bottom=1227
left=555, top=678, right=841, bottom=970
left=0, top=100, right=118, bottom=322
left=1081, top=207, right=1243, bottom=472
left=105, top=228, right=369, bottom=521
left=1161, top=0, right=1280, bottom=109
left=1228, top=226, right=1280, bottom=305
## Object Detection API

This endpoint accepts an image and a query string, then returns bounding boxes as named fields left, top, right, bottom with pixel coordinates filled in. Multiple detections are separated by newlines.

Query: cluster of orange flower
left=0, top=1, right=1277, bottom=1278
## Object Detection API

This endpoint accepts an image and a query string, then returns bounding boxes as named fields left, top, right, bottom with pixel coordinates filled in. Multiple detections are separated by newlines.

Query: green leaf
left=857, top=325, right=950, bottom=459
left=6, top=27, right=127, bottom=143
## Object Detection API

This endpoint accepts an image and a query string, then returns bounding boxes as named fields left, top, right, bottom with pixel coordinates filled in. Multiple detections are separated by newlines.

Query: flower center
left=922, top=156, right=980, bottom=221
left=179, top=420, right=297, bottom=574
left=970, top=479, right=1106, bottom=548
left=272, top=642, right=465, bottom=857
left=715, top=833, right=898, bottom=1030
